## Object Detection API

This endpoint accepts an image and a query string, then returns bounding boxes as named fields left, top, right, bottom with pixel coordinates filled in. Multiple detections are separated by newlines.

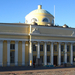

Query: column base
left=7, top=62, right=10, bottom=66
left=22, top=63, right=25, bottom=66
left=15, top=62, right=18, bottom=66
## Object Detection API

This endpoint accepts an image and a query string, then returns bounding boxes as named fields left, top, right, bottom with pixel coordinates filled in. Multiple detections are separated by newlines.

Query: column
left=37, top=42, right=40, bottom=58
left=70, top=43, right=73, bottom=64
left=15, top=41, right=18, bottom=66
left=0, top=41, right=3, bottom=66
left=7, top=41, right=10, bottom=66
left=29, top=41, right=33, bottom=66
left=22, top=41, right=25, bottom=66
left=58, top=42, right=61, bottom=66
left=51, top=42, right=53, bottom=65
left=44, top=42, right=47, bottom=65
left=64, top=43, right=67, bottom=63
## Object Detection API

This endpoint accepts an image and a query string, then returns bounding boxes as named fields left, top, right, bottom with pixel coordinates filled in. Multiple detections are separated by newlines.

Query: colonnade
left=0, top=40, right=25, bottom=66
left=0, top=40, right=74, bottom=66
left=29, top=41, right=73, bottom=66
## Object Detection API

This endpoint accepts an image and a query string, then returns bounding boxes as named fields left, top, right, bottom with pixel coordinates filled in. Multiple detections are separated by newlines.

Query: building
left=0, top=5, right=75, bottom=67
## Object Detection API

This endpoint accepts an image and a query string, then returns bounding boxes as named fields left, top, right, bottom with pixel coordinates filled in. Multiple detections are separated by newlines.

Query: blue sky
left=0, top=0, right=75, bottom=28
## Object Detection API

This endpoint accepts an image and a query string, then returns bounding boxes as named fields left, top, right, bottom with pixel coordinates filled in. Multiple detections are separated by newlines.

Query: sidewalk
left=0, top=66, right=75, bottom=75
left=0, top=66, right=75, bottom=72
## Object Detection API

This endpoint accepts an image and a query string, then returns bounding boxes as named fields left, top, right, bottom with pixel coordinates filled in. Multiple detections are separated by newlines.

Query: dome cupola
left=25, top=5, right=54, bottom=26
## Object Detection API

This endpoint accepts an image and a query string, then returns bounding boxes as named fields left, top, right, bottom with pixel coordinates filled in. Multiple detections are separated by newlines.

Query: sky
left=0, top=0, right=75, bottom=28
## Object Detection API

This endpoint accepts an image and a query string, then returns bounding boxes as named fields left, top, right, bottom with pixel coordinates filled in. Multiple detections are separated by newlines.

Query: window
left=10, top=44, right=15, bottom=49
left=73, top=46, right=75, bottom=52
left=67, top=56, right=69, bottom=62
left=52, top=20, right=54, bottom=24
left=10, top=51, right=15, bottom=63
left=40, top=45, right=43, bottom=51
left=73, top=56, right=75, bottom=62
left=33, top=44, right=36, bottom=51
left=47, top=45, right=50, bottom=51
left=33, top=56, right=36, bottom=63
left=40, top=56, right=43, bottom=63
left=42, top=18, right=49, bottom=22
left=67, top=45, right=70, bottom=52
left=61, top=56, right=64, bottom=62
left=31, top=18, right=37, bottom=22
left=61, top=45, right=64, bottom=52
left=47, top=56, right=50, bottom=63
left=54, top=45, right=57, bottom=51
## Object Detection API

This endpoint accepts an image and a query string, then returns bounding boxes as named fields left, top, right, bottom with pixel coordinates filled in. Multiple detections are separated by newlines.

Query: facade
left=0, top=5, right=75, bottom=67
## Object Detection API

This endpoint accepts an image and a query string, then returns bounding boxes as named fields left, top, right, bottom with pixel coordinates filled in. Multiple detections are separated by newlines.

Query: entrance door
left=54, top=56, right=57, bottom=66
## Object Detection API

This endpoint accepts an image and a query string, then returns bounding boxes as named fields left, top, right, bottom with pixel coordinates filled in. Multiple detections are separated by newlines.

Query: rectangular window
left=67, top=56, right=69, bottom=62
left=73, top=56, right=75, bottom=62
left=73, top=46, right=75, bottom=52
left=10, top=44, right=15, bottom=49
left=40, top=56, right=43, bottom=63
left=33, top=56, right=36, bottom=63
left=61, top=45, right=64, bottom=52
left=10, top=51, right=15, bottom=63
left=67, top=45, right=70, bottom=52
left=33, top=44, right=36, bottom=51
left=47, top=56, right=50, bottom=63
left=40, top=45, right=43, bottom=51
left=47, top=45, right=50, bottom=51
left=54, top=45, right=57, bottom=51
left=61, top=56, right=64, bottom=62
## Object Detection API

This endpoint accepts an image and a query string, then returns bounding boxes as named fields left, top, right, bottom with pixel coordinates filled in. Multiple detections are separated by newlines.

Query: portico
left=30, top=40, right=74, bottom=66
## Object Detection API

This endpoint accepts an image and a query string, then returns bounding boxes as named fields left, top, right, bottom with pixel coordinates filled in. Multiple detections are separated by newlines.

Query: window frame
left=33, top=44, right=36, bottom=51
left=61, top=56, right=64, bottom=62
left=67, top=45, right=70, bottom=52
left=61, top=45, right=64, bottom=52
left=73, top=45, right=75, bottom=52
left=67, top=56, right=69, bottom=62
left=10, top=51, right=15, bottom=63
left=42, top=17, right=50, bottom=23
left=10, top=44, right=15, bottom=50
left=31, top=18, right=38, bottom=22
left=47, top=45, right=50, bottom=51
left=54, top=45, right=57, bottom=51
left=47, top=56, right=50, bottom=63
left=40, top=45, right=43, bottom=51
left=40, top=56, right=43, bottom=63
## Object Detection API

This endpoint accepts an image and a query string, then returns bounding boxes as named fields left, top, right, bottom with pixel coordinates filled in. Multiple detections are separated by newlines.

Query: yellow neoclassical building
left=0, top=5, right=75, bottom=67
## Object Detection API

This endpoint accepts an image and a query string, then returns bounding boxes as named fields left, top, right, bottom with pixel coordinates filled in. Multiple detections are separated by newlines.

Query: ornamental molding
left=32, top=27, right=40, bottom=34
left=71, top=31, right=75, bottom=36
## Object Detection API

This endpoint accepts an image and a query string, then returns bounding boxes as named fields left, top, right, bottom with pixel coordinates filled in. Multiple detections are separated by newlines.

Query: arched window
left=52, top=20, right=54, bottom=24
left=31, top=18, right=37, bottom=22
left=42, top=18, right=49, bottom=22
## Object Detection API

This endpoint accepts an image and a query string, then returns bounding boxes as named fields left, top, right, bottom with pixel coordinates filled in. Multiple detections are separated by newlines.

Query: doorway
left=54, top=56, right=57, bottom=66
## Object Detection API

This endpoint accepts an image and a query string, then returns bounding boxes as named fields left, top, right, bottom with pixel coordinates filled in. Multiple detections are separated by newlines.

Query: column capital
left=0, top=40, right=3, bottom=42
left=44, top=41, right=48, bottom=44
left=22, top=41, right=25, bottom=43
left=7, top=40, right=11, bottom=42
left=15, top=41, right=19, bottom=43
left=58, top=42, right=62, bottom=44
left=71, top=42, right=74, bottom=44
left=51, top=42, right=54, bottom=44
left=65, top=42, right=68, bottom=44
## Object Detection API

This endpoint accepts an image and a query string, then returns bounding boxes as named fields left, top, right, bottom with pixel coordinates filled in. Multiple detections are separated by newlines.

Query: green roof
left=29, top=9, right=51, bottom=14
